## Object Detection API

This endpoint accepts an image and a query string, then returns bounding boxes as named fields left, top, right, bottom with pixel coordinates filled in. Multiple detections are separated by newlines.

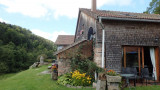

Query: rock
left=48, top=66, right=52, bottom=69
left=30, top=62, right=40, bottom=68
left=40, top=56, right=44, bottom=64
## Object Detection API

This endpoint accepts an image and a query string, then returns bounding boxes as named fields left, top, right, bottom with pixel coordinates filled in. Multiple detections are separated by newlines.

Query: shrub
left=57, top=73, right=72, bottom=86
left=57, top=70, right=93, bottom=86
left=44, top=59, right=52, bottom=63
left=71, top=70, right=92, bottom=86
left=0, top=62, right=9, bottom=73
left=71, top=58, right=103, bottom=78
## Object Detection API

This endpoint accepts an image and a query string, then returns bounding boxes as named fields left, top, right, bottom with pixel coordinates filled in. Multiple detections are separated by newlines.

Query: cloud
left=31, top=29, right=71, bottom=42
left=0, top=18, right=8, bottom=23
left=0, top=0, right=133, bottom=19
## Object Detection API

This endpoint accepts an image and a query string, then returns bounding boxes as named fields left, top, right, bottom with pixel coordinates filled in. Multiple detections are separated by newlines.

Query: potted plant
left=51, top=64, right=58, bottom=73
left=106, top=70, right=122, bottom=90
left=51, top=64, right=58, bottom=80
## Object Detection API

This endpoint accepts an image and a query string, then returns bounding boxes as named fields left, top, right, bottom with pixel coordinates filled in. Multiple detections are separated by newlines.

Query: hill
left=0, top=22, right=56, bottom=74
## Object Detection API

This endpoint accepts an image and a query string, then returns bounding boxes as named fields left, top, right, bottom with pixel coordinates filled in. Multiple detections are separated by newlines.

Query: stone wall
left=58, top=59, right=71, bottom=76
left=94, top=42, right=102, bottom=67
left=96, top=20, right=160, bottom=72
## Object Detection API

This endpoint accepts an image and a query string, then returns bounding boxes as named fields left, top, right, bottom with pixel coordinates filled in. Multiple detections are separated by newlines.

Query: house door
left=122, top=46, right=159, bottom=81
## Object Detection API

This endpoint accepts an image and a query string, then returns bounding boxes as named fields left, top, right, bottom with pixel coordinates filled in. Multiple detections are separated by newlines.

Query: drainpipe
left=99, top=17, right=105, bottom=68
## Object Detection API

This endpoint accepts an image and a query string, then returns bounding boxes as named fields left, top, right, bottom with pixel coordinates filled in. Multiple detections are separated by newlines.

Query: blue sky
left=0, top=0, right=151, bottom=42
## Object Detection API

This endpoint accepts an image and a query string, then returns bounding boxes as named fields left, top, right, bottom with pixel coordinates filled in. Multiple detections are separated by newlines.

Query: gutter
left=99, top=16, right=160, bottom=23
left=99, top=17, right=105, bottom=68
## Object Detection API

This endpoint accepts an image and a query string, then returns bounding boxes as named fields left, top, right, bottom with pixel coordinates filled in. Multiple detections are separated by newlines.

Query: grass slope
left=0, top=65, right=94, bottom=90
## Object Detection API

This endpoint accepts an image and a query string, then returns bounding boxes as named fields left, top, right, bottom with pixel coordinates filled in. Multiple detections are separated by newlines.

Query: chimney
left=91, top=0, right=96, bottom=12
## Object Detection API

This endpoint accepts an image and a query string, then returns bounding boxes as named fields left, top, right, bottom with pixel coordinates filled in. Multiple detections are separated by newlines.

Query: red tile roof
left=55, top=35, right=75, bottom=45
left=80, top=8, right=160, bottom=21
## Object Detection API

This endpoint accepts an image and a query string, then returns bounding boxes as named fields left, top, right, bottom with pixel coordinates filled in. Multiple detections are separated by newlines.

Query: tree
left=145, top=0, right=160, bottom=14
left=0, top=22, right=57, bottom=74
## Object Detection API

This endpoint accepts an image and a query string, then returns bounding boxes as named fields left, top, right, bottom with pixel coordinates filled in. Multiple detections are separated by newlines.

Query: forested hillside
left=0, top=22, right=56, bottom=74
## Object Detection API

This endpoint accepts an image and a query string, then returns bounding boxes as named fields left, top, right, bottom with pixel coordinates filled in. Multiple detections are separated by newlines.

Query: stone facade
left=94, top=42, right=102, bottom=67
left=58, top=59, right=71, bottom=76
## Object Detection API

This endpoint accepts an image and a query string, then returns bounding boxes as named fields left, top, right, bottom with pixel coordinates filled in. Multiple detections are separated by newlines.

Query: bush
left=57, top=73, right=72, bottom=86
left=44, top=59, right=52, bottom=63
left=71, top=70, right=92, bottom=86
left=0, top=62, right=9, bottom=73
left=71, top=58, right=103, bottom=78
left=57, top=70, right=92, bottom=86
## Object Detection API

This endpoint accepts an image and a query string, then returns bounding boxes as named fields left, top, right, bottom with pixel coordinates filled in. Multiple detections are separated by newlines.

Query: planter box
left=106, top=75, right=122, bottom=90
left=106, top=75, right=121, bottom=83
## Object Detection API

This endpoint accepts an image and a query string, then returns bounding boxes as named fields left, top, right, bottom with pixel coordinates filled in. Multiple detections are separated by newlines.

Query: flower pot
left=53, top=70, right=57, bottom=73
left=51, top=72, right=58, bottom=80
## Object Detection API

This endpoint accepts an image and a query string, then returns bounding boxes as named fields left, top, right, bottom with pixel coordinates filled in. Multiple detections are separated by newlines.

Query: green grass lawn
left=1, top=65, right=160, bottom=90
left=124, top=85, right=160, bottom=90
left=0, top=65, right=94, bottom=90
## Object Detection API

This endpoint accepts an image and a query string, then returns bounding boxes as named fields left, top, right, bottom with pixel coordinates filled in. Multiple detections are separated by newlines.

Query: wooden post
left=124, top=47, right=126, bottom=68
left=142, top=47, right=144, bottom=68
left=138, top=47, right=141, bottom=75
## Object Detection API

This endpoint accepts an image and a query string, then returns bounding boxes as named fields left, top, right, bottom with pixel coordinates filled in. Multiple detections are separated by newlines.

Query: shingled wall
left=96, top=20, right=160, bottom=72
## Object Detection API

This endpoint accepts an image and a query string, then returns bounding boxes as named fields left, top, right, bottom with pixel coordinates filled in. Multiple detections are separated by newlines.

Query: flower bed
left=57, top=70, right=93, bottom=86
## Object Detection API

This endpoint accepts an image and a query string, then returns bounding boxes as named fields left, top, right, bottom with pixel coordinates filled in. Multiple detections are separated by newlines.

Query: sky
left=0, top=0, right=152, bottom=42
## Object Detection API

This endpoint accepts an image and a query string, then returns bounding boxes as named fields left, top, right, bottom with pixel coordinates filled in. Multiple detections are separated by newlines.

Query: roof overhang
left=98, top=16, right=160, bottom=23
left=54, top=39, right=88, bottom=55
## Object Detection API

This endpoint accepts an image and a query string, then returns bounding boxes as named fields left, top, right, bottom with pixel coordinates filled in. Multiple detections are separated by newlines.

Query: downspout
left=99, top=17, right=105, bottom=68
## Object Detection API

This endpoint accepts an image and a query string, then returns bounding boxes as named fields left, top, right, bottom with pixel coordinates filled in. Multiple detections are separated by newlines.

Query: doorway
left=122, top=46, right=159, bottom=81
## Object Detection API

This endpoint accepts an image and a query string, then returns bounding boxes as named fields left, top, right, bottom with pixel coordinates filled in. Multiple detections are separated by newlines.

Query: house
left=55, top=0, right=160, bottom=81
left=55, top=35, right=74, bottom=51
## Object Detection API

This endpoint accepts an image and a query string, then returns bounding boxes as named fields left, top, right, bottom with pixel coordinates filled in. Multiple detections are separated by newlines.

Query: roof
left=55, top=35, right=75, bottom=45
left=80, top=8, right=160, bottom=21
left=54, top=39, right=88, bottom=55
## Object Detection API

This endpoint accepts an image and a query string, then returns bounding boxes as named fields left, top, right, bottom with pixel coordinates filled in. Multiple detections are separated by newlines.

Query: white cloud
left=0, top=0, right=133, bottom=19
left=0, top=18, right=8, bottom=23
left=31, top=29, right=71, bottom=42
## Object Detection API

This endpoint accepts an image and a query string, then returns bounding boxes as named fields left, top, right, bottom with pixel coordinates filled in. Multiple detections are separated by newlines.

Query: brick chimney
left=91, top=0, right=96, bottom=12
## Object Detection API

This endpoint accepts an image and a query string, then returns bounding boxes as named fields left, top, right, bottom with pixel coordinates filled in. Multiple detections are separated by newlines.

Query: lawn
left=1, top=65, right=160, bottom=90
left=0, top=65, right=94, bottom=90
left=124, top=85, right=160, bottom=90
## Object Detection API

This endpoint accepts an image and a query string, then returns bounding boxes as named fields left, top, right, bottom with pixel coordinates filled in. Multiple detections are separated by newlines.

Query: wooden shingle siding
left=100, top=20, right=160, bottom=72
